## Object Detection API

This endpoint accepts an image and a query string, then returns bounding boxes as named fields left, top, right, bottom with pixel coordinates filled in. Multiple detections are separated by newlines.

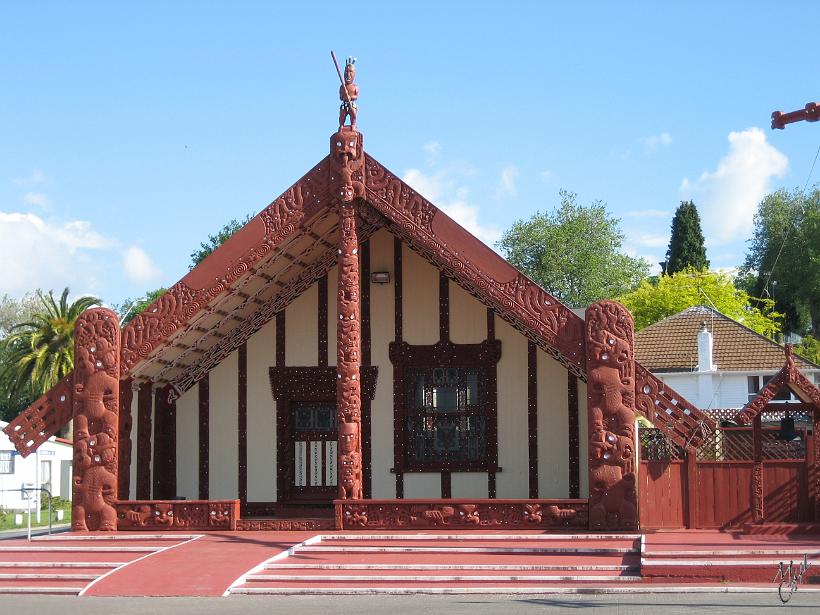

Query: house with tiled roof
left=634, top=305, right=820, bottom=412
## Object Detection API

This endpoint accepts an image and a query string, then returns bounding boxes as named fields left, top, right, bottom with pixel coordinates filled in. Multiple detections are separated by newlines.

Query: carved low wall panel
left=335, top=499, right=588, bottom=530
left=116, top=500, right=239, bottom=530
left=235, top=518, right=335, bottom=531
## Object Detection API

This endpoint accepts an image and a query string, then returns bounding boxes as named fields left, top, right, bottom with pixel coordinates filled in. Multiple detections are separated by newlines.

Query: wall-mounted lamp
left=371, top=271, right=391, bottom=285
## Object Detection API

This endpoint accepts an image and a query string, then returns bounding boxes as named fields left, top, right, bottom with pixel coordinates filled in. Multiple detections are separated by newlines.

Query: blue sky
left=1, top=1, right=818, bottom=306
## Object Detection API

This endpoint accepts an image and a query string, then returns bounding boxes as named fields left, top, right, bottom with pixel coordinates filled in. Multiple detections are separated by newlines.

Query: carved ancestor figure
left=72, top=415, right=118, bottom=531
left=72, top=307, right=120, bottom=531
left=339, top=421, right=363, bottom=499
left=338, top=57, right=358, bottom=129
left=585, top=301, right=638, bottom=530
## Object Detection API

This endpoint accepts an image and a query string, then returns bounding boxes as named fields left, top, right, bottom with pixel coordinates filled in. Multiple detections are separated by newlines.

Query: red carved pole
left=72, top=308, right=121, bottom=531
left=584, top=301, right=638, bottom=530
left=332, top=55, right=366, bottom=501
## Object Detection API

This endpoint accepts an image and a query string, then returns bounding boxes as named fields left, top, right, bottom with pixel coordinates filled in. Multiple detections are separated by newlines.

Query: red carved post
left=72, top=308, right=120, bottom=531
left=584, top=301, right=638, bottom=530
left=752, top=414, right=764, bottom=522
left=332, top=56, right=366, bottom=500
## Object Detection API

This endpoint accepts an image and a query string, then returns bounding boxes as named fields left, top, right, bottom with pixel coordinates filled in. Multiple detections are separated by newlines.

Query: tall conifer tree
left=664, top=200, right=709, bottom=274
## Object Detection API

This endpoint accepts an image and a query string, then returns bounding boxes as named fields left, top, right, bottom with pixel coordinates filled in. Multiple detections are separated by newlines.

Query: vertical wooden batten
left=136, top=382, right=153, bottom=500
left=567, top=373, right=580, bottom=499
left=393, top=237, right=404, bottom=498
left=528, top=341, right=538, bottom=499
left=198, top=376, right=209, bottom=500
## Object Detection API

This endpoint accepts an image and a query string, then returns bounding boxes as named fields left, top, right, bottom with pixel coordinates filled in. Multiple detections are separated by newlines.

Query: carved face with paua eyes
left=339, top=421, right=359, bottom=454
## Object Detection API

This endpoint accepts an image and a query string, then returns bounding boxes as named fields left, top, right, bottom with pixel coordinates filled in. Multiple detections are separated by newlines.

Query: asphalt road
left=1, top=593, right=820, bottom=614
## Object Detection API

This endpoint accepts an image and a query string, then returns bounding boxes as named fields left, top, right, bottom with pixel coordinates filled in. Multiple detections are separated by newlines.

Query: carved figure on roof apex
left=338, top=56, right=358, bottom=129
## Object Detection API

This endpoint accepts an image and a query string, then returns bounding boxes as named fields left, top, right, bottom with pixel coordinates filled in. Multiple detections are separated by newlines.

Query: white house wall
left=175, top=387, right=198, bottom=499
left=246, top=317, right=277, bottom=502
left=208, top=350, right=238, bottom=499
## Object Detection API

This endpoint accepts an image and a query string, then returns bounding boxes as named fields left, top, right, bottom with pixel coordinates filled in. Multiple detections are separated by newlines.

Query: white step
left=230, top=586, right=820, bottom=596
left=0, top=587, right=83, bottom=595
left=644, top=558, right=820, bottom=567
left=245, top=574, right=641, bottom=582
left=0, top=562, right=125, bottom=568
left=317, top=533, right=640, bottom=541
left=296, top=545, right=635, bottom=554
left=265, top=563, right=636, bottom=571
left=0, top=573, right=99, bottom=580
left=31, top=534, right=199, bottom=541
left=0, top=546, right=157, bottom=552
left=649, top=549, right=820, bottom=557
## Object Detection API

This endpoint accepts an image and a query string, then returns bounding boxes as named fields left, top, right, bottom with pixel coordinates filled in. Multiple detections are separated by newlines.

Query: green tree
left=796, top=335, right=820, bottom=366
left=664, top=200, right=709, bottom=274
left=114, top=288, right=168, bottom=325
left=190, top=214, right=253, bottom=269
left=742, top=186, right=820, bottom=336
left=497, top=190, right=650, bottom=307
left=618, top=268, right=782, bottom=336
left=0, top=288, right=100, bottom=399
left=0, top=293, right=41, bottom=421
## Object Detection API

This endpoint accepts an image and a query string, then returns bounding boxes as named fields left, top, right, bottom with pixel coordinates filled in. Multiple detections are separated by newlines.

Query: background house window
left=404, top=367, right=487, bottom=468
left=747, top=375, right=792, bottom=403
left=0, top=451, right=14, bottom=474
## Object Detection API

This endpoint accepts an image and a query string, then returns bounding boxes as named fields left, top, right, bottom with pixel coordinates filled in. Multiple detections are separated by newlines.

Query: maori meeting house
left=5, top=58, right=820, bottom=535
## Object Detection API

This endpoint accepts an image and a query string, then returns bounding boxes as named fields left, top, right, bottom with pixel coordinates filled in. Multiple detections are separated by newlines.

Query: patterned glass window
left=0, top=451, right=14, bottom=474
left=404, top=367, right=486, bottom=467
left=293, top=403, right=337, bottom=434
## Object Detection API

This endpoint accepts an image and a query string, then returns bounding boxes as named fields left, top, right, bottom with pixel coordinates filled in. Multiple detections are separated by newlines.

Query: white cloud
left=634, top=233, right=668, bottom=248
left=23, top=192, right=51, bottom=208
left=643, top=132, right=673, bottom=152
left=0, top=212, right=110, bottom=296
left=123, top=246, right=162, bottom=284
left=11, top=169, right=48, bottom=186
left=403, top=168, right=501, bottom=246
left=681, top=127, right=788, bottom=245
left=539, top=170, right=558, bottom=182
left=423, top=140, right=442, bottom=161
left=497, top=165, right=519, bottom=198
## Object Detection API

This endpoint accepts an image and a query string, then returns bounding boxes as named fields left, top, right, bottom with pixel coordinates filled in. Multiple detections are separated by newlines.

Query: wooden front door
left=280, top=401, right=338, bottom=504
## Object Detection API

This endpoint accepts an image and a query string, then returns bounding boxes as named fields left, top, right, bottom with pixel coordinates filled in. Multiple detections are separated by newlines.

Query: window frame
left=0, top=450, right=15, bottom=475
left=389, top=339, right=501, bottom=473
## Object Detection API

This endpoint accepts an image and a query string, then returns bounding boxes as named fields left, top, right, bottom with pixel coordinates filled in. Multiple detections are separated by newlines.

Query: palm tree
left=0, top=288, right=100, bottom=397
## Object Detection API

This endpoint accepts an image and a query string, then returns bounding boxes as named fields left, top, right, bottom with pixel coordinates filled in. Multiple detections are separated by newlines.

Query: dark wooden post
left=584, top=301, right=638, bottom=530
left=72, top=308, right=120, bottom=531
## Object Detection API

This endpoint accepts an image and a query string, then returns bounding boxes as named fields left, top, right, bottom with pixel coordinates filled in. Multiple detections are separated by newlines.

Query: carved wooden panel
left=2, top=375, right=72, bottom=458
left=336, top=499, right=588, bottom=530
left=116, top=500, right=239, bottom=530
left=72, top=308, right=121, bottom=531
left=585, top=301, right=638, bottom=530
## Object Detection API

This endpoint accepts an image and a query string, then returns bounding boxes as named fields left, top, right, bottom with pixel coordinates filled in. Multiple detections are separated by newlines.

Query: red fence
left=639, top=424, right=812, bottom=529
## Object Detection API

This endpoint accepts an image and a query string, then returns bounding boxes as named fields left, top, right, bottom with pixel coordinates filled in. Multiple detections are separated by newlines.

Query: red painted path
left=84, top=532, right=313, bottom=596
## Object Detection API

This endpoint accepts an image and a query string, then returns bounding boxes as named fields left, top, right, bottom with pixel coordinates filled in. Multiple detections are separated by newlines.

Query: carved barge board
left=335, top=499, right=588, bottom=530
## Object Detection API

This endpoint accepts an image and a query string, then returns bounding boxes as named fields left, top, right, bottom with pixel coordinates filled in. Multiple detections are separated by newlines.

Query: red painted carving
left=585, top=301, right=638, bottom=530
left=772, top=102, right=819, bottom=129
left=338, top=57, right=359, bottom=130
left=2, top=375, right=72, bottom=458
left=332, top=77, right=366, bottom=502
left=116, top=500, right=239, bottom=530
left=336, top=499, right=588, bottom=530
left=235, top=518, right=335, bottom=531
left=72, top=308, right=121, bottom=532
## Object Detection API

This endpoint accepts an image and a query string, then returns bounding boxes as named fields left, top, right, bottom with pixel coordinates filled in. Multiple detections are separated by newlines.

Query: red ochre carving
left=116, top=500, right=238, bottom=530
left=585, top=301, right=638, bottom=530
left=72, top=308, right=121, bottom=532
left=336, top=499, right=588, bottom=530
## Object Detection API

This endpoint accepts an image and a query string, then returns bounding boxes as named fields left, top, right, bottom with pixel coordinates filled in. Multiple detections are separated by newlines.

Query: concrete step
left=0, top=586, right=83, bottom=595
left=264, top=563, right=637, bottom=571
left=0, top=561, right=125, bottom=568
left=244, top=573, right=642, bottom=583
left=297, top=544, right=635, bottom=554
